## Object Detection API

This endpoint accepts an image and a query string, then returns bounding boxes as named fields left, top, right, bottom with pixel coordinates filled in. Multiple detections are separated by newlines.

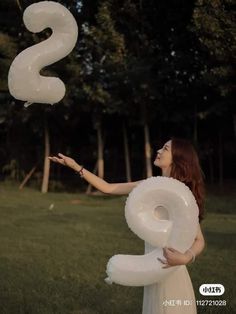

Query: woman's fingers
left=48, top=156, right=65, bottom=165
left=162, top=247, right=179, bottom=267
left=166, top=247, right=178, bottom=253
left=157, top=257, right=170, bottom=269
left=163, top=247, right=178, bottom=259
left=163, top=248, right=167, bottom=258
left=164, top=247, right=176, bottom=254
left=159, top=248, right=185, bottom=268
left=57, top=153, right=67, bottom=164
left=58, top=153, right=74, bottom=165
left=162, top=247, right=187, bottom=266
left=163, top=247, right=172, bottom=258
left=162, top=264, right=171, bottom=269
left=58, top=153, right=66, bottom=158
left=157, top=257, right=167, bottom=264
left=48, top=156, right=56, bottom=162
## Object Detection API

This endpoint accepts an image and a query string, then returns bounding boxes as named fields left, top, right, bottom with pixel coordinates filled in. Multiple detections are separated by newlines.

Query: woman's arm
left=158, top=224, right=205, bottom=268
left=49, top=153, right=140, bottom=195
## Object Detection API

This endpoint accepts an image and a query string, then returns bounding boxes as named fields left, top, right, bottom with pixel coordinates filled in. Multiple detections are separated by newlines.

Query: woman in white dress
left=49, top=138, right=205, bottom=314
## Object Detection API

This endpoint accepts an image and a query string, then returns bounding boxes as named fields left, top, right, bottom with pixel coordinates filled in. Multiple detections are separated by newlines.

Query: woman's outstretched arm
left=49, top=153, right=140, bottom=195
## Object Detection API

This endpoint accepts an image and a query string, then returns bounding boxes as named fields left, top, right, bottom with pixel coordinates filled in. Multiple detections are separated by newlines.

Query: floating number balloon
left=106, top=176, right=199, bottom=286
left=8, top=1, right=78, bottom=106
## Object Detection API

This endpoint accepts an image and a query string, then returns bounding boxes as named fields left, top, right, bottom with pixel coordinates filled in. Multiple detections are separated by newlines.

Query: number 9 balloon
left=106, top=177, right=199, bottom=286
left=8, top=1, right=78, bottom=106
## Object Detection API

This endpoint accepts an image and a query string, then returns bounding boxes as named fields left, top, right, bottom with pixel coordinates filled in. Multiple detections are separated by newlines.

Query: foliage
left=75, top=1, right=126, bottom=115
left=0, top=0, right=235, bottom=183
left=2, top=158, right=25, bottom=181
left=193, top=0, right=236, bottom=97
left=0, top=33, right=18, bottom=91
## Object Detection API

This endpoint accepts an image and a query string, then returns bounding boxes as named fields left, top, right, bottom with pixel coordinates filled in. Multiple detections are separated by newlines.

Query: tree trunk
left=144, top=122, right=153, bottom=178
left=123, top=122, right=131, bottom=182
left=19, top=166, right=37, bottom=190
left=96, top=120, right=104, bottom=179
left=41, top=120, right=50, bottom=193
left=16, top=0, right=23, bottom=11
left=86, top=161, right=98, bottom=194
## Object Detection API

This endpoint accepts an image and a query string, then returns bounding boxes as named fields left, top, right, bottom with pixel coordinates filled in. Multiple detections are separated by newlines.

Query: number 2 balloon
left=8, top=1, right=78, bottom=106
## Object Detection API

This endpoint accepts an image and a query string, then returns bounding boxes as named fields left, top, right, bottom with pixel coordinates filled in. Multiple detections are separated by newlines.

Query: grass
left=0, top=182, right=235, bottom=314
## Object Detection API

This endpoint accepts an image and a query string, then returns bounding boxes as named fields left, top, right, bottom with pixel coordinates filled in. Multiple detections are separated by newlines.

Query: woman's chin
left=153, top=160, right=160, bottom=167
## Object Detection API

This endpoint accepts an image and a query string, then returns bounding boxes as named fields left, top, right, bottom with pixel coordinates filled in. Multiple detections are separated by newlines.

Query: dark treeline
left=0, top=0, right=235, bottom=192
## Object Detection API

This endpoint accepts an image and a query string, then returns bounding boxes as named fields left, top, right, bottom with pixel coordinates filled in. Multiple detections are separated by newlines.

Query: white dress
left=142, top=243, right=197, bottom=314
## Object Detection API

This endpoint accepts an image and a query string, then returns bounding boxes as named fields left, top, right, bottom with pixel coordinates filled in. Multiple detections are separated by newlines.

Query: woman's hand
left=157, top=247, right=192, bottom=268
left=48, top=153, right=79, bottom=171
left=158, top=225, right=204, bottom=268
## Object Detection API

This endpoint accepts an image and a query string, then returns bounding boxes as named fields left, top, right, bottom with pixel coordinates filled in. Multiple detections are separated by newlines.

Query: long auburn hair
left=170, top=138, right=205, bottom=222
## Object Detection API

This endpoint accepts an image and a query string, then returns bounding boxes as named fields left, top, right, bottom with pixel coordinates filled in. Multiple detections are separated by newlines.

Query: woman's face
left=154, top=140, right=173, bottom=171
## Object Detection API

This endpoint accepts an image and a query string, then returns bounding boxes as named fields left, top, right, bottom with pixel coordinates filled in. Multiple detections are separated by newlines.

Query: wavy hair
left=170, top=138, right=205, bottom=222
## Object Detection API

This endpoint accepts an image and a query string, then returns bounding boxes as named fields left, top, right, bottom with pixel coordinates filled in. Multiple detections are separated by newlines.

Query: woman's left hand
left=157, top=247, right=191, bottom=268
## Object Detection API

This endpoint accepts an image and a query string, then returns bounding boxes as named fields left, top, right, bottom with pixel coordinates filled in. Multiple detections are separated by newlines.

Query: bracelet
left=186, top=249, right=195, bottom=263
left=76, top=165, right=84, bottom=178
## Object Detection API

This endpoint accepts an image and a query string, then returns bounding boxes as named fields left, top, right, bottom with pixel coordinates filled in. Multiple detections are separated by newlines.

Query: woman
left=49, top=138, right=205, bottom=314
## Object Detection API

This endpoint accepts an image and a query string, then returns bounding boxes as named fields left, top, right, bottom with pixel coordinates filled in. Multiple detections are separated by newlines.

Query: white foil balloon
left=8, top=1, right=78, bottom=105
left=106, top=176, right=199, bottom=286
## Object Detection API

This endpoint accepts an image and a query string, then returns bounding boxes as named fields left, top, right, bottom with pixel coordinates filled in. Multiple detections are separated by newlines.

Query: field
left=0, top=183, right=235, bottom=314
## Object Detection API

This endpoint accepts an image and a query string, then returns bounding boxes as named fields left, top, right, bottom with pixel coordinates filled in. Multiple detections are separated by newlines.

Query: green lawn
left=0, top=183, right=235, bottom=314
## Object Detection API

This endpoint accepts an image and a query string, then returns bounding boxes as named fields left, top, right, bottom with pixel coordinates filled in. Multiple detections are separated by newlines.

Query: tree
left=0, top=0, right=235, bottom=187
left=0, top=0, right=84, bottom=191
left=192, top=0, right=236, bottom=185
left=75, top=1, right=126, bottom=182
left=193, top=0, right=236, bottom=97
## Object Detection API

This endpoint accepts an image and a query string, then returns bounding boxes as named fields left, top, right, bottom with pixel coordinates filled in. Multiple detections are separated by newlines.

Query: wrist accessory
left=187, top=249, right=195, bottom=263
left=77, top=165, right=84, bottom=178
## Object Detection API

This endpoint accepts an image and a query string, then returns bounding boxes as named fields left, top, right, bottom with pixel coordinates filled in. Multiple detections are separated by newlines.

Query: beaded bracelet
left=77, top=165, right=84, bottom=178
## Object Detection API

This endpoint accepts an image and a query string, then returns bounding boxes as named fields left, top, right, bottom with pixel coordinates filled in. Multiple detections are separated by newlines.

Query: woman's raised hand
left=48, top=153, right=78, bottom=170
left=49, top=153, right=140, bottom=195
